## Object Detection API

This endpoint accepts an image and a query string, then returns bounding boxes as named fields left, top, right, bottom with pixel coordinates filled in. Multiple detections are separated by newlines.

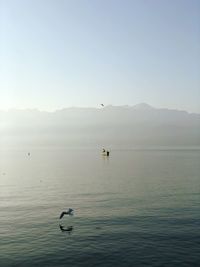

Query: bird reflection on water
left=59, top=224, right=73, bottom=234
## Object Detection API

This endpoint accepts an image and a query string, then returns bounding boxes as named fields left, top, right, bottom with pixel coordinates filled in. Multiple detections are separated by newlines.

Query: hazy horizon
left=0, top=103, right=200, bottom=115
left=1, top=103, right=200, bottom=149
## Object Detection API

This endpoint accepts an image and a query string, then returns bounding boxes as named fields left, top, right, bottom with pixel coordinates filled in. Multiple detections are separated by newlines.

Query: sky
left=0, top=0, right=200, bottom=112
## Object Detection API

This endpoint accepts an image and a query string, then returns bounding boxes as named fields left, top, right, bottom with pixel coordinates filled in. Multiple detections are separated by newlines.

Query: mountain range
left=1, top=103, right=200, bottom=148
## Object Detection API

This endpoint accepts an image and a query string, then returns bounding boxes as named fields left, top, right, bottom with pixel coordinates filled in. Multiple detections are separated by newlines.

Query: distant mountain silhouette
left=132, top=103, right=155, bottom=110
left=1, top=104, right=199, bottom=148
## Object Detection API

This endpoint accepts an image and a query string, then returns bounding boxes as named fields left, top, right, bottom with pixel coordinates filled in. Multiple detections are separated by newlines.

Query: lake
left=0, top=148, right=200, bottom=267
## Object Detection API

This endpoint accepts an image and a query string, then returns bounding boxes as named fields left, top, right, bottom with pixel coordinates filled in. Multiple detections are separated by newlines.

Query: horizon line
left=0, top=103, right=199, bottom=115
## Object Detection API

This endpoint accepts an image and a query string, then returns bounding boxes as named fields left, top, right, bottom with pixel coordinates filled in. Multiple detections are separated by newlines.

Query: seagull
left=59, top=208, right=74, bottom=219
left=100, top=104, right=104, bottom=107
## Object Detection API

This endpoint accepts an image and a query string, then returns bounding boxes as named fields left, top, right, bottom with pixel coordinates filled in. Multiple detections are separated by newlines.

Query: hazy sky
left=0, top=0, right=199, bottom=112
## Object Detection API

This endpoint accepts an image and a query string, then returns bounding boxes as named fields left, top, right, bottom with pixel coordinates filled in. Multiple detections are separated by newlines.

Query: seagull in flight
left=100, top=104, right=104, bottom=107
left=59, top=208, right=74, bottom=219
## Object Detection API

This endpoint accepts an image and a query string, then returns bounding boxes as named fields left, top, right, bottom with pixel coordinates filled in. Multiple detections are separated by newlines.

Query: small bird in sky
left=100, top=104, right=104, bottom=107
left=59, top=208, right=74, bottom=219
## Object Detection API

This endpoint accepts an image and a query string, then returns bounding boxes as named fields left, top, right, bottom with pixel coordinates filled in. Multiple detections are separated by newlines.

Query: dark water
left=0, top=148, right=200, bottom=267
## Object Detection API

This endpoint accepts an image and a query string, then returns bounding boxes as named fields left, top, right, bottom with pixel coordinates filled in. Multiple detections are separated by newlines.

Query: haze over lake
left=0, top=104, right=200, bottom=266
left=1, top=104, right=200, bottom=149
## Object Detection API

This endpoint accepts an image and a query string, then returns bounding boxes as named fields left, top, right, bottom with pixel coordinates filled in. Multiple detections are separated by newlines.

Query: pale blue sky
left=0, top=0, right=199, bottom=112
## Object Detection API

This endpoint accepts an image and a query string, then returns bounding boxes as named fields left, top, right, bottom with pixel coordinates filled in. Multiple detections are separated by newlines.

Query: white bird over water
left=59, top=208, right=74, bottom=219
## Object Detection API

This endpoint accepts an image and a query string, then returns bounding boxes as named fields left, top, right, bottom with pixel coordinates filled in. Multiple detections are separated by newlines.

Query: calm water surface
left=0, top=148, right=200, bottom=267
